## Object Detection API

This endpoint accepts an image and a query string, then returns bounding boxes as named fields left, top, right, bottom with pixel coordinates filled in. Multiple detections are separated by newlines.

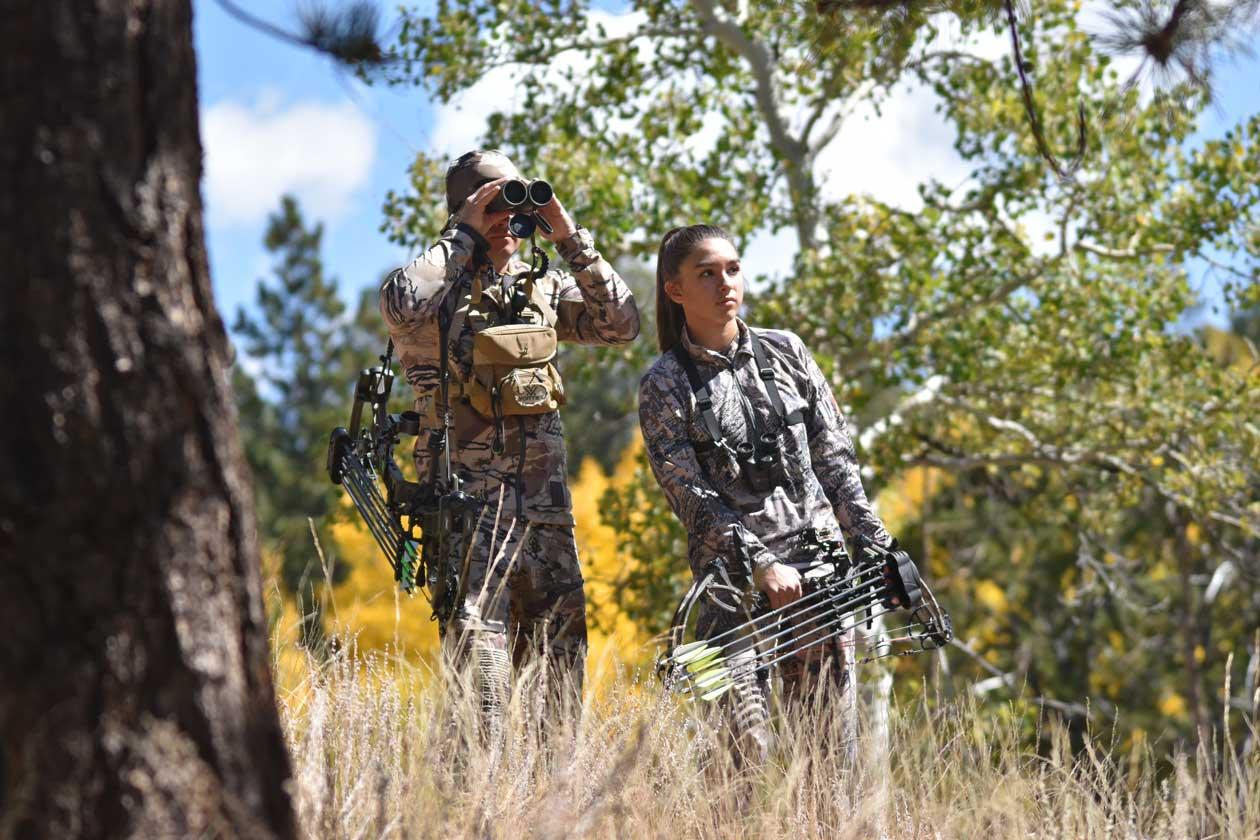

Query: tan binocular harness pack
left=444, top=267, right=566, bottom=431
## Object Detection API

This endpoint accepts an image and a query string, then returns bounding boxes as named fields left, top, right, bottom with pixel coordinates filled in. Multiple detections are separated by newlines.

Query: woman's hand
left=453, top=177, right=511, bottom=238
left=755, top=562, right=803, bottom=610
left=536, top=192, right=578, bottom=242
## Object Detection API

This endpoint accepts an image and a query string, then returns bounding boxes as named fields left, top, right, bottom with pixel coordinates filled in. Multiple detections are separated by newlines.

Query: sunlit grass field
left=270, top=617, right=1260, bottom=840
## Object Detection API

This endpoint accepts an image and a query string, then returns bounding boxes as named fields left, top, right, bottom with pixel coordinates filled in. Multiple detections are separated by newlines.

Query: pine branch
left=213, top=0, right=389, bottom=67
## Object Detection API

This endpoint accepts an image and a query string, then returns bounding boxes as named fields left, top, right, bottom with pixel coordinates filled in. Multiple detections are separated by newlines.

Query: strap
left=672, top=331, right=802, bottom=457
left=526, top=275, right=558, bottom=327
left=443, top=281, right=472, bottom=398
left=672, top=346, right=727, bottom=455
left=431, top=298, right=460, bottom=487
left=747, top=328, right=804, bottom=426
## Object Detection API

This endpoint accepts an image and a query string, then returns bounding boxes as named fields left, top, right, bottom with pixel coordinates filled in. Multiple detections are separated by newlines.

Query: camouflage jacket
left=637, top=320, right=890, bottom=578
left=380, top=225, right=640, bottom=526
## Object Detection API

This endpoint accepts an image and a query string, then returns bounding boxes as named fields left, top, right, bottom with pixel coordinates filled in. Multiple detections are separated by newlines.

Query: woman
left=637, top=224, right=897, bottom=765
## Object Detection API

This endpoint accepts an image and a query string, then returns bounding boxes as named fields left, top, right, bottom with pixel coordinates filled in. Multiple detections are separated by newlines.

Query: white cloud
left=428, top=10, right=648, bottom=161
left=814, top=82, right=970, bottom=210
left=812, top=15, right=1007, bottom=209
left=202, top=91, right=378, bottom=226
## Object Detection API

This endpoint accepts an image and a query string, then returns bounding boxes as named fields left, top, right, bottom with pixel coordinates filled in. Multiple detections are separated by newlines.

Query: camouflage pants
left=698, top=573, right=857, bottom=768
left=441, top=514, right=587, bottom=730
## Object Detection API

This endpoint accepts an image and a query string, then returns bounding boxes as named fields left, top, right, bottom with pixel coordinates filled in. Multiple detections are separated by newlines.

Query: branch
left=951, top=638, right=1100, bottom=719
left=801, top=77, right=881, bottom=156
left=912, top=409, right=1258, bottom=537
left=213, top=0, right=387, bottom=66
left=691, top=0, right=799, bottom=162
left=857, top=375, right=948, bottom=450
left=902, top=48, right=996, bottom=76
left=1199, top=252, right=1258, bottom=284
left=690, top=0, right=819, bottom=251
left=892, top=265, right=1042, bottom=352
left=475, top=28, right=683, bottom=73
left=1075, top=236, right=1175, bottom=260
left=1003, top=0, right=1087, bottom=183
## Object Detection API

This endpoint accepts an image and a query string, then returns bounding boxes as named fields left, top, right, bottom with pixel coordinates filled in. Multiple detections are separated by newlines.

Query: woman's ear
left=664, top=277, right=686, bottom=306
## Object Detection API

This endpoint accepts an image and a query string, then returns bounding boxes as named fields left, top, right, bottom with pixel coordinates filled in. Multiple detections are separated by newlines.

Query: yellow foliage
left=1159, top=691, right=1188, bottom=718
left=259, top=547, right=312, bottom=697
left=975, top=580, right=1010, bottom=614
left=571, top=438, right=654, bottom=681
left=876, top=465, right=941, bottom=534
left=326, top=515, right=441, bottom=664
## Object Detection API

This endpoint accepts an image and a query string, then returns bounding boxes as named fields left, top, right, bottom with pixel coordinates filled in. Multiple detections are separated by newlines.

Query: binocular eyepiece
left=487, top=178, right=554, bottom=238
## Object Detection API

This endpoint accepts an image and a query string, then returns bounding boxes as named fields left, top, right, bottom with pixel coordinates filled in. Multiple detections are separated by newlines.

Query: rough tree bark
left=0, top=2, right=297, bottom=837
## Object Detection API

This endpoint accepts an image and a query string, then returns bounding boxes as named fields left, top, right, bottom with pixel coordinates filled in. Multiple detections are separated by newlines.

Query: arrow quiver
left=326, top=324, right=484, bottom=627
left=656, top=536, right=952, bottom=702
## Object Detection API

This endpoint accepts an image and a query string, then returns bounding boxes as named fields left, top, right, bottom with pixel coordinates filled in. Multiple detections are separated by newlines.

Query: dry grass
left=274, top=638, right=1260, bottom=840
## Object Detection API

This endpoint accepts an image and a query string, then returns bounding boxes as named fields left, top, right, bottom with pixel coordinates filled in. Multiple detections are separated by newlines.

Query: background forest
left=233, top=0, right=1260, bottom=764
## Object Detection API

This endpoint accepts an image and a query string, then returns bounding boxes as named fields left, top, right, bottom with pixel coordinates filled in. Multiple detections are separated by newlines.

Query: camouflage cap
left=445, top=149, right=522, bottom=213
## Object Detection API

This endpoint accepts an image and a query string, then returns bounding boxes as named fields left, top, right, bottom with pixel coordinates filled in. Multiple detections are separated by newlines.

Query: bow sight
left=657, top=537, right=952, bottom=701
left=325, top=340, right=484, bottom=626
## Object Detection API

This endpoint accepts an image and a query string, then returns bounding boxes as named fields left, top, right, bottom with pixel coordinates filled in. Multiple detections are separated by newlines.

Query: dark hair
left=655, top=224, right=736, bottom=352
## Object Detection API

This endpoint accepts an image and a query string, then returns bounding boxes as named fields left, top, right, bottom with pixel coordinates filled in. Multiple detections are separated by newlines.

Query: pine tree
left=232, top=196, right=380, bottom=637
left=0, top=2, right=296, bottom=833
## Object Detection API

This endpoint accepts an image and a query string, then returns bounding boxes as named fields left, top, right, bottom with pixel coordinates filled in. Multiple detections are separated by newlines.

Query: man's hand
left=453, top=177, right=511, bottom=238
left=535, top=192, right=578, bottom=243
left=754, top=562, right=803, bottom=610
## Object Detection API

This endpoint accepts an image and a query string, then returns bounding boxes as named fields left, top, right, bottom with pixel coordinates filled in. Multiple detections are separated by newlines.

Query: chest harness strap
left=672, top=329, right=804, bottom=457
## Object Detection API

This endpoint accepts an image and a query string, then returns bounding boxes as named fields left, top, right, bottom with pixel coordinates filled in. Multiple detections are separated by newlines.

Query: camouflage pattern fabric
left=381, top=225, right=640, bottom=527
left=640, top=321, right=886, bottom=763
left=696, top=534, right=858, bottom=766
left=637, top=319, right=891, bottom=579
left=441, top=507, right=588, bottom=729
left=381, top=223, right=634, bottom=725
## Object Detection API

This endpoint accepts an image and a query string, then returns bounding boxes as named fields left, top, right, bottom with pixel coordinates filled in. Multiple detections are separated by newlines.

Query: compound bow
left=657, top=537, right=952, bottom=701
left=325, top=335, right=484, bottom=626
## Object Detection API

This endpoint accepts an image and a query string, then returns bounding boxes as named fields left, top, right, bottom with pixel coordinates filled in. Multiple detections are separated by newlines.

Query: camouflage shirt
left=637, top=320, right=890, bottom=577
left=380, top=225, right=640, bottom=526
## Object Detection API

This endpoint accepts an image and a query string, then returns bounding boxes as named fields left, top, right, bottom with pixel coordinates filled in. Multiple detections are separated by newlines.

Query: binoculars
left=487, top=178, right=554, bottom=238
left=734, top=431, right=791, bottom=494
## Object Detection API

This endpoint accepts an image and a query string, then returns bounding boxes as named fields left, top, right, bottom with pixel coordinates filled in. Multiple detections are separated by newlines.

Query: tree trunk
left=0, top=3, right=297, bottom=837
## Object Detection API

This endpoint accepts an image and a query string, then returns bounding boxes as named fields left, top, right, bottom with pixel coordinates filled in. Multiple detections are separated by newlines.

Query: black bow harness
left=657, top=536, right=953, bottom=701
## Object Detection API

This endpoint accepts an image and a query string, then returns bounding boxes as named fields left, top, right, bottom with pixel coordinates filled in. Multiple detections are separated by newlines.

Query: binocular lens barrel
left=527, top=179, right=553, bottom=206
left=487, top=178, right=551, bottom=214
left=501, top=178, right=529, bottom=207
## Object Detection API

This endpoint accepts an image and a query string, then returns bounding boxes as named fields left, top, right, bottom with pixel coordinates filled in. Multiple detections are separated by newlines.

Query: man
left=380, top=150, right=639, bottom=724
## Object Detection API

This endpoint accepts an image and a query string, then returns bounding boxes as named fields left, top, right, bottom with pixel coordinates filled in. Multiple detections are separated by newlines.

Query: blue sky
left=194, top=0, right=1259, bottom=331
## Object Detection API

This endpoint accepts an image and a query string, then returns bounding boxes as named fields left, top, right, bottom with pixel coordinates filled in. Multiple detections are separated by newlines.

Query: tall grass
left=273, top=635, right=1260, bottom=840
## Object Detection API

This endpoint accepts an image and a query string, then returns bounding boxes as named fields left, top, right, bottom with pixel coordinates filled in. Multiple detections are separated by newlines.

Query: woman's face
left=665, top=237, right=743, bottom=334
